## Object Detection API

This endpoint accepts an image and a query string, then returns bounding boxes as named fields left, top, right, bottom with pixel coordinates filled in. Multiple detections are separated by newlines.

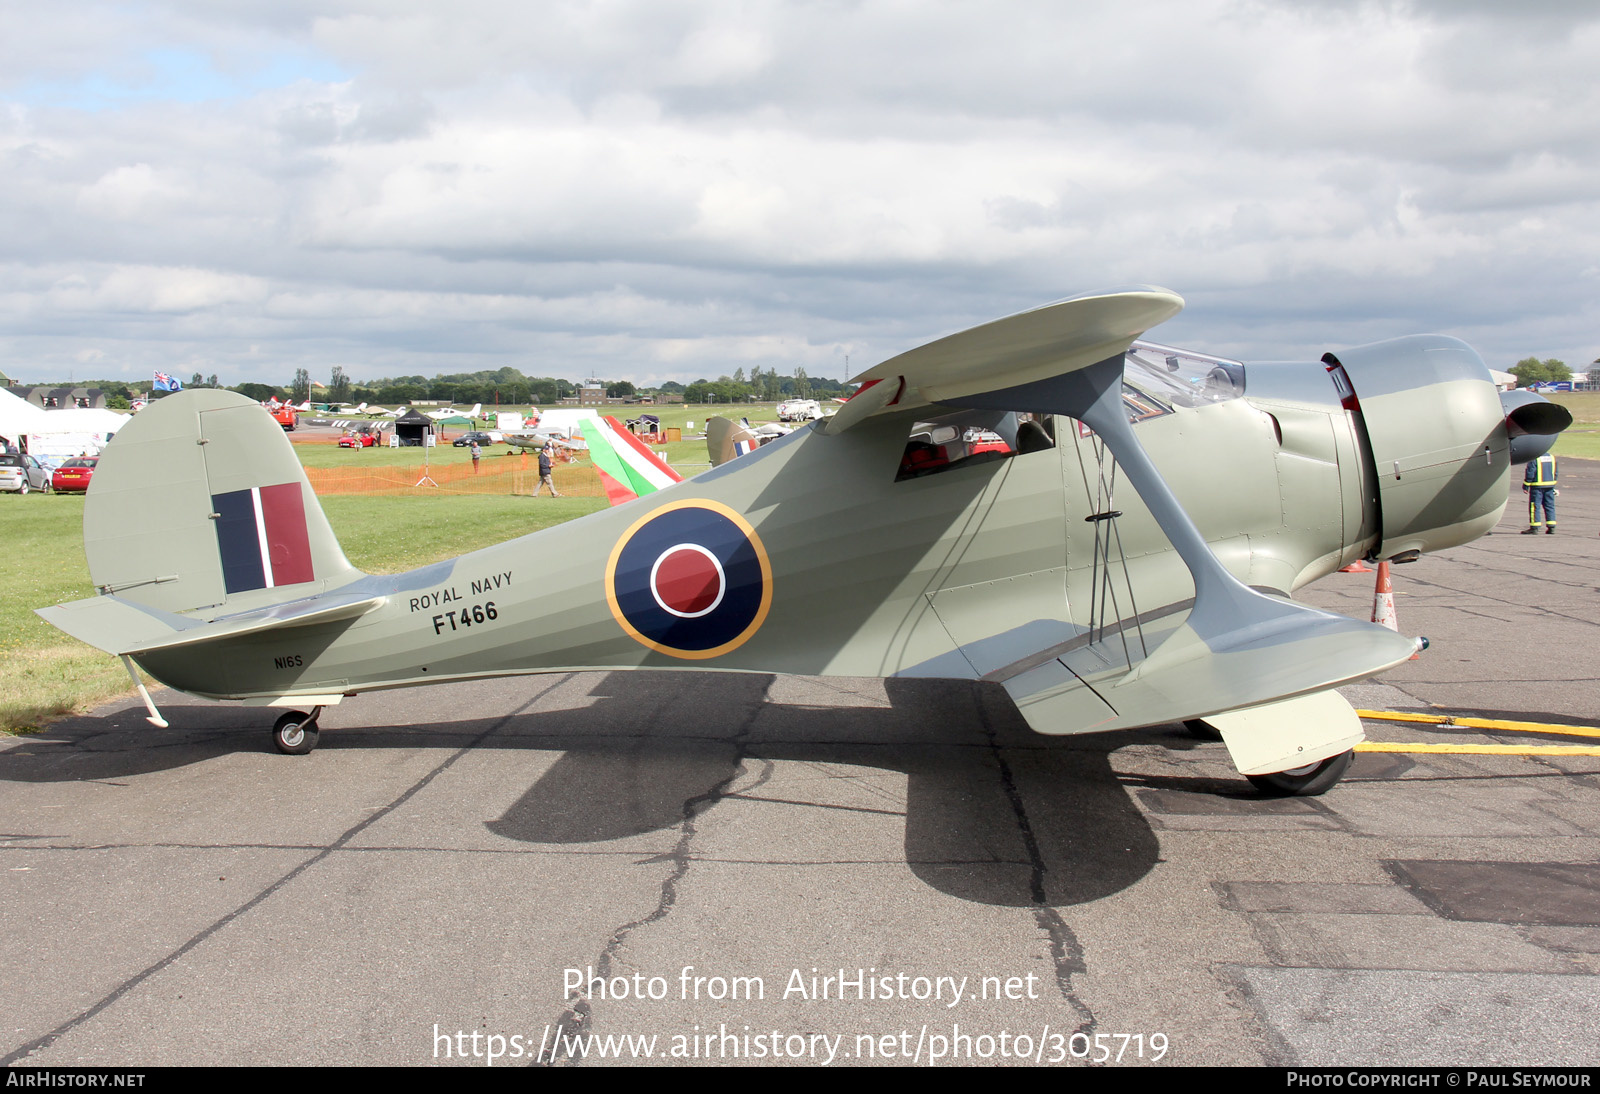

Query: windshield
left=1124, top=340, right=1245, bottom=408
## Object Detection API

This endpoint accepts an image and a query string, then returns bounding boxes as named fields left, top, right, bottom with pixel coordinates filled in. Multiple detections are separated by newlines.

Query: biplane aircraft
left=37, top=288, right=1570, bottom=795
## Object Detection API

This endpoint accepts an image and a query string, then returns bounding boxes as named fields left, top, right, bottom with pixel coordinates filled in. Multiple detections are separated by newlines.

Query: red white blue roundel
left=605, top=500, right=773, bottom=659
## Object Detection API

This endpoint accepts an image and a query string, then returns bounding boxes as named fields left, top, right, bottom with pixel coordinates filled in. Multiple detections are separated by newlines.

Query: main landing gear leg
left=272, top=706, right=324, bottom=755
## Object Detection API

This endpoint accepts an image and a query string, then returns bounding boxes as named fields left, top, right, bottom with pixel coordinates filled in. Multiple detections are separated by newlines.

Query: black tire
left=1183, top=718, right=1223, bottom=740
left=1246, top=750, right=1353, bottom=797
left=272, top=711, right=319, bottom=755
left=17, top=481, right=28, bottom=495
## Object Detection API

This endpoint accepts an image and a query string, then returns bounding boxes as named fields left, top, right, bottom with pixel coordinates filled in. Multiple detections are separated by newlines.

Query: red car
left=338, top=432, right=377, bottom=448
left=51, top=456, right=98, bottom=493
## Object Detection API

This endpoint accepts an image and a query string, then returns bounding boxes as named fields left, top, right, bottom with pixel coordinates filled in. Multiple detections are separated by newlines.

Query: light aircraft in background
left=499, top=408, right=602, bottom=451
left=38, top=288, right=1571, bottom=796
left=501, top=431, right=586, bottom=455
left=424, top=403, right=483, bottom=421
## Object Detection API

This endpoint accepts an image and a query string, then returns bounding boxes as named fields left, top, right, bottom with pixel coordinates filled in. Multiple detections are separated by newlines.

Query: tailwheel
left=272, top=708, right=322, bottom=755
left=1245, top=750, right=1353, bottom=797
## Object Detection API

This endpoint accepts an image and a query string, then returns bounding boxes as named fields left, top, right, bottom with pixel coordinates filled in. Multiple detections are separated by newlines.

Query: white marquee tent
left=0, top=389, right=129, bottom=462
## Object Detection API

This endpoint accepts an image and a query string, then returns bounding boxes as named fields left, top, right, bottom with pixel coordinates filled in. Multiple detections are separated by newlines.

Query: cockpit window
left=1121, top=383, right=1171, bottom=423
left=897, top=409, right=1055, bottom=481
left=1124, top=340, right=1245, bottom=409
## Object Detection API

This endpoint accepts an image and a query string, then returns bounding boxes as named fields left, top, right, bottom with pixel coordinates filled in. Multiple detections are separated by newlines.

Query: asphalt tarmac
left=4, top=471, right=1599, bottom=1068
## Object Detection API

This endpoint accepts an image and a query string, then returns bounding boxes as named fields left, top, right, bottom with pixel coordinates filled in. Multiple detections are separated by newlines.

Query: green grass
left=0, top=493, right=133, bottom=732
left=323, top=494, right=607, bottom=573
left=1545, top=392, right=1600, bottom=426
left=1553, top=430, right=1600, bottom=461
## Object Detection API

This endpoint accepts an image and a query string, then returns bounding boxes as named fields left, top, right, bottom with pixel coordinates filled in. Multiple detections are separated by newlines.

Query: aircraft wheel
left=272, top=711, right=319, bottom=755
left=1183, top=718, right=1222, bottom=740
left=1246, top=750, right=1353, bottom=797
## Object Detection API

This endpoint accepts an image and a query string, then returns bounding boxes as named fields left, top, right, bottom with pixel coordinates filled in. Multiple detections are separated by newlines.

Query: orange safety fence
left=303, top=456, right=606, bottom=498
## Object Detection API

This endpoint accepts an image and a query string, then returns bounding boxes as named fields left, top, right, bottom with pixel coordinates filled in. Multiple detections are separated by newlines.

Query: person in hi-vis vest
left=1523, top=453, right=1557, bottom=534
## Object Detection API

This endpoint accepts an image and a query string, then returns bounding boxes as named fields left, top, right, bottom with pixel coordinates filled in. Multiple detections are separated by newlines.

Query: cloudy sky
left=3, top=0, right=1597, bottom=389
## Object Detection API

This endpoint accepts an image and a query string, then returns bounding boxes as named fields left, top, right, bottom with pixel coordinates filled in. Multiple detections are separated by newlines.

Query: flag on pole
left=153, top=371, right=183, bottom=392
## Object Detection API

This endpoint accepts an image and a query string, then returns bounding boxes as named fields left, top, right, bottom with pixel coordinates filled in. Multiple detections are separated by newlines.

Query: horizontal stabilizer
left=38, top=589, right=386, bottom=657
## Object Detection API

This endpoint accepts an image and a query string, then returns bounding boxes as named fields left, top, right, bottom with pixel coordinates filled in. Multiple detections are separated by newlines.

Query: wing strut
left=950, top=353, right=1421, bottom=712
left=1076, top=429, right=1148, bottom=670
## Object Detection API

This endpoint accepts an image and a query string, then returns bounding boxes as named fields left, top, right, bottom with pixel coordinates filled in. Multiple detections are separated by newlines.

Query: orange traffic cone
left=1371, top=560, right=1397, bottom=630
left=1370, top=560, right=1419, bottom=659
left=1340, top=559, right=1373, bottom=573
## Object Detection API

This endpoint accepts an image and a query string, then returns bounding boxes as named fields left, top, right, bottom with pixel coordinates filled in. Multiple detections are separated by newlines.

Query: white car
left=777, top=399, right=822, bottom=422
left=0, top=453, right=51, bottom=494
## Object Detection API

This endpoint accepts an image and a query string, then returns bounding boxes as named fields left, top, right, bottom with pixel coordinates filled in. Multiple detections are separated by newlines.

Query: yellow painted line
left=1356, top=742, right=1600, bottom=756
left=1355, top=710, right=1600, bottom=740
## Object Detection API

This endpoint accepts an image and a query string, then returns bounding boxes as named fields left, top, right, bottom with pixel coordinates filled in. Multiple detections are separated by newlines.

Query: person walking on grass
left=534, top=440, right=562, bottom=497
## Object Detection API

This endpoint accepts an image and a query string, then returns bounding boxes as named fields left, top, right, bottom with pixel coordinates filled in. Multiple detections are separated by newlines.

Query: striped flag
left=212, top=483, right=315, bottom=594
left=579, top=416, right=682, bottom=505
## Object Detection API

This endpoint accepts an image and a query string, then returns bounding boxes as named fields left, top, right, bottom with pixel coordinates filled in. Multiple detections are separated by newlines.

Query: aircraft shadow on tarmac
left=473, top=673, right=1170, bottom=907
left=0, top=671, right=1342, bottom=909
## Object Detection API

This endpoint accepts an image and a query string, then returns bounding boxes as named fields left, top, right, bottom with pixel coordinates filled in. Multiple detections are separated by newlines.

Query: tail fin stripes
left=213, top=483, right=315, bottom=593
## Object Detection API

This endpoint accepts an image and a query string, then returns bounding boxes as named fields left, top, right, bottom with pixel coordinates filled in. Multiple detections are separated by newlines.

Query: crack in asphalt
left=538, top=699, right=771, bottom=1066
left=975, top=688, right=1095, bottom=1035
left=0, top=678, right=569, bottom=1067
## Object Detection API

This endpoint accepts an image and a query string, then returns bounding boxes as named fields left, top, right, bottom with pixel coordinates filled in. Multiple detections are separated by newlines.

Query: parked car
left=50, top=456, right=98, bottom=493
left=338, top=432, right=377, bottom=448
left=452, top=431, right=499, bottom=447
left=0, top=453, right=51, bottom=494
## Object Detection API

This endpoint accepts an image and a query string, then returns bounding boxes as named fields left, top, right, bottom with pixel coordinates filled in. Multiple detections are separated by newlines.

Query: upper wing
left=845, top=287, right=1183, bottom=415
left=849, top=286, right=1419, bottom=746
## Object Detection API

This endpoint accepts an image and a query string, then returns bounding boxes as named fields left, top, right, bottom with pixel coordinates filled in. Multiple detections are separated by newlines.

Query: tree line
left=1507, top=357, right=1600, bottom=387
left=55, top=364, right=854, bottom=408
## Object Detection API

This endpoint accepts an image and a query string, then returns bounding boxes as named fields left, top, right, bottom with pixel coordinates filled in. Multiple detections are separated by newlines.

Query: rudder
left=85, top=390, right=359, bottom=616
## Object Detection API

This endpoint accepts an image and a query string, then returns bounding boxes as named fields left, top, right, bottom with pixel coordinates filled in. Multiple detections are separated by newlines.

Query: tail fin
left=82, top=390, right=358, bottom=617
left=704, top=416, right=760, bottom=467
left=578, top=415, right=682, bottom=505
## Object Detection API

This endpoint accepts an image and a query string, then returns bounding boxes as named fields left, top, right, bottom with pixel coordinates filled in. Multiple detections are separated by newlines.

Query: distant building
left=14, top=386, right=108, bottom=410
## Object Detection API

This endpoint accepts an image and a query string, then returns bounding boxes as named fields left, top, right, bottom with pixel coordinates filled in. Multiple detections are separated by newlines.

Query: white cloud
left=1, top=0, right=1598, bottom=386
